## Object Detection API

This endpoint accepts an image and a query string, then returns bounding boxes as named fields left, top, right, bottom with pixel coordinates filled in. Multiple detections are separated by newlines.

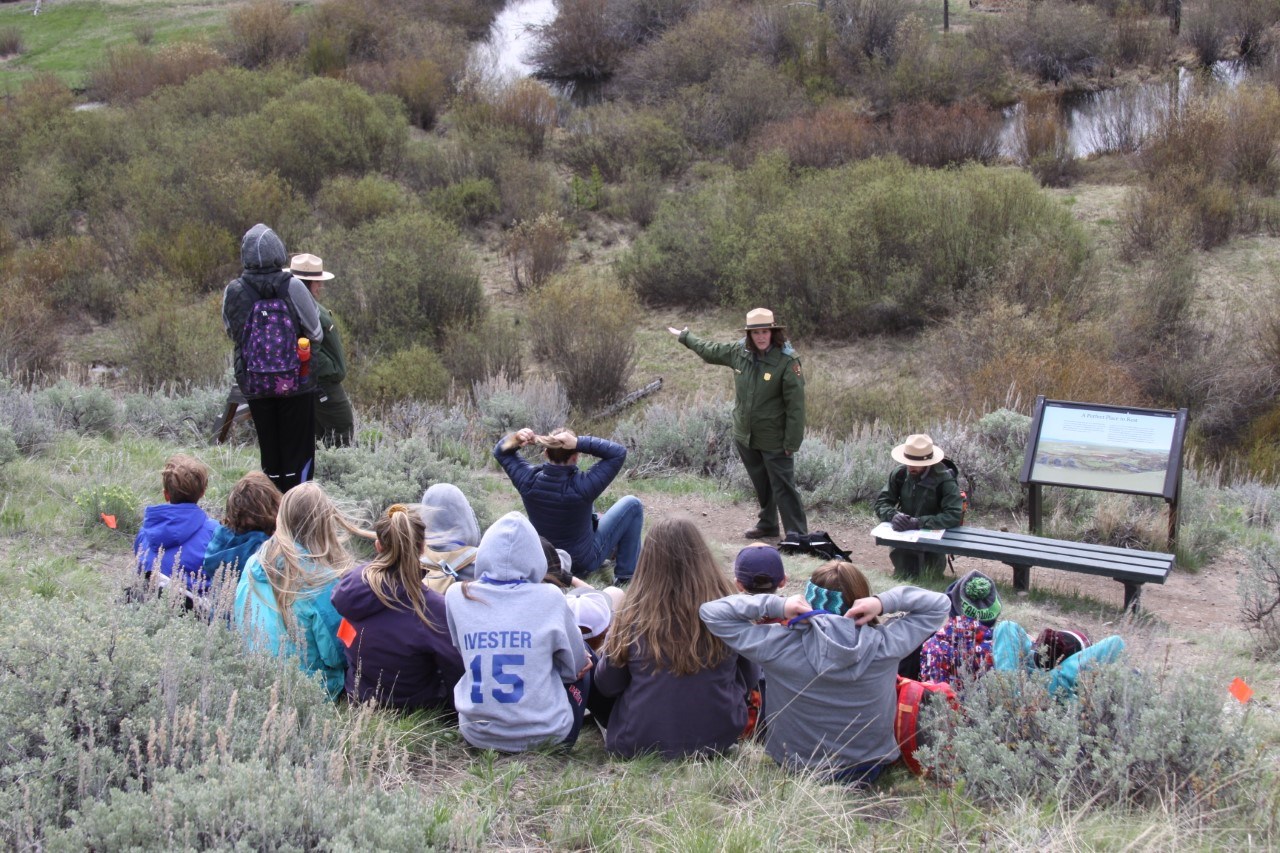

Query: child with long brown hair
left=594, top=515, right=760, bottom=758
left=701, top=560, right=947, bottom=784
left=233, top=482, right=364, bottom=700
left=331, top=504, right=465, bottom=712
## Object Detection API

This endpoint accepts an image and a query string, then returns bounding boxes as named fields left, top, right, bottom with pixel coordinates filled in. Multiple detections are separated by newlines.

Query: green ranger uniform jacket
left=312, top=304, right=347, bottom=391
left=875, top=464, right=963, bottom=529
left=680, top=331, right=805, bottom=453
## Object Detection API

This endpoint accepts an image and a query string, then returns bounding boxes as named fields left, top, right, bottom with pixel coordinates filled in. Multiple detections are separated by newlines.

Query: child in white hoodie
left=445, top=511, right=589, bottom=752
left=700, top=560, right=948, bottom=785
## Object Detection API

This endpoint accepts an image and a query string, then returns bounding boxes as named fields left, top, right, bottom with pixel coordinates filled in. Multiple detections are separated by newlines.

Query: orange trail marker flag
left=337, top=618, right=356, bottom=648
left=1229, top=677, right=1253, bottom=704
left=100, top=513, right=117, bottom=529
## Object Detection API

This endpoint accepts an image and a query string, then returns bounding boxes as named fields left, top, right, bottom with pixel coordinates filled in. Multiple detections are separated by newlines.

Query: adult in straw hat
left=669, top=308, right=808, bottom=539
left=874, top=433, right=963, bottom=578
left=287, top=254, right=353, bottom=448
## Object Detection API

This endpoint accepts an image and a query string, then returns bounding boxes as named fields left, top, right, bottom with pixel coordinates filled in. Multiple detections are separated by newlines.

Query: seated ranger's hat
left=891, top=433, right=946, bottom=467
left=742, top=307, right=784, bottom=330
left=287, top=253, right=335, bottom=281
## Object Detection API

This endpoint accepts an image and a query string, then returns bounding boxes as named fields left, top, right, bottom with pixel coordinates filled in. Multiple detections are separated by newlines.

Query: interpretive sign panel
left=1020, top=398, right=1188, bottom=500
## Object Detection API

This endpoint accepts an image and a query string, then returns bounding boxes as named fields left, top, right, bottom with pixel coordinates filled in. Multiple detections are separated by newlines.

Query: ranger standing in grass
left=669, top=308, right=808, bottom=540
left=286, top=254, right=353, bottom=448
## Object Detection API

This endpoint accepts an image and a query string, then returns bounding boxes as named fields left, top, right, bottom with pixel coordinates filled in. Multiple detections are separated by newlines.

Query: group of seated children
left=134, top=453, right=1124, bottom=785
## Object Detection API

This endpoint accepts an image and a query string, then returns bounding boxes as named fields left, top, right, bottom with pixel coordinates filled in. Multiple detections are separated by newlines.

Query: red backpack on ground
left=894, top=676, right=960, bottom=776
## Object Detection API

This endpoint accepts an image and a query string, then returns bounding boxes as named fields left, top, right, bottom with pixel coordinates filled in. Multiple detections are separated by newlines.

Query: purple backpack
left=240, top=278, right=301, bottom=397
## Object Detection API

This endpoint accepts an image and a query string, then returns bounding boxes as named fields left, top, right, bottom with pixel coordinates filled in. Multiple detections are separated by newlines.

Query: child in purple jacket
left=331, top=504, right=465, bottom=713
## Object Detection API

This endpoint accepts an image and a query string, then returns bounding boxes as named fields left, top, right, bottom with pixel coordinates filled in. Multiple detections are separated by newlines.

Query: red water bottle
left=298, top=337, right=311, bottom=378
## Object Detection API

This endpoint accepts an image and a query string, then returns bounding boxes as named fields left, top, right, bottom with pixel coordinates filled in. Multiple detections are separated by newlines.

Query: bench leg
left=1122, top=582, right=1142, bottom=612
left=1009, top=564, right=1030, bottom=593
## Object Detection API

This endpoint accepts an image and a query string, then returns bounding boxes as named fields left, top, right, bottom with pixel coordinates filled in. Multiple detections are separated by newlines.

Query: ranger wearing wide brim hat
left=287, top=253, right=354, bottom=448
left=875, top=433, right=963, bottom=578
left=668, top=308, right=808, bottom=540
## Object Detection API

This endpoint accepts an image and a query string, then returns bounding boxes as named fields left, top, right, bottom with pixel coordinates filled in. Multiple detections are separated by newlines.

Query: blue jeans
left=589, top=495, right=643, bottom=580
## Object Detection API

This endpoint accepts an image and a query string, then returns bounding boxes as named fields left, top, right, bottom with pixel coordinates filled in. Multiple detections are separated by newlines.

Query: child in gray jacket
left=445, top=511, right=589, bottom=752
left=700, top=560, right=948, bottom=785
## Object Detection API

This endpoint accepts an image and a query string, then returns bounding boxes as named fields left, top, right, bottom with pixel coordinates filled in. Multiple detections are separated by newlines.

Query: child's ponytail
left=366, top=504, right=436, bottom=628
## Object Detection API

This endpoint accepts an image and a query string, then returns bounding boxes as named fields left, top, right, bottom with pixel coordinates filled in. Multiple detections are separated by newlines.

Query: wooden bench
left=873, top=525, right=1174, bottom=611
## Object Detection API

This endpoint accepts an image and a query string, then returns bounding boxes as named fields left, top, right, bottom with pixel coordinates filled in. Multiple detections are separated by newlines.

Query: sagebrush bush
left=322, top=211, right=483, bottom=351
left=1008, top=1, right=1110, bottom=84
left=473, top=374, right=569, bottom=437
left=35, top=381, right=121, bottom=437
left=121, top=386, right=228, bottom=441
left=920, top=665, right=1253, bottom=810
left=1242, top=545, right=1280, bottom=656
left=316, top=174, right=410, bottom=229
left=316, top=433, right=481, bottom=520
left=529, top=272, right=639, bottom=410
left=0, top=381, right=57, bottom=453
left=614, top=397, right=736, bottom=479
left=0, top=591, right=449, bottom=848
left=505, top=212, right=571, bottom=292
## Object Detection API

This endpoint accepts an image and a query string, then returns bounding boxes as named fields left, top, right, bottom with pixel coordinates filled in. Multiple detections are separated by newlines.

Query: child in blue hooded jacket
left=135, top=454, right=218, bottom=593
left=201, top=471, right=280, bottom=590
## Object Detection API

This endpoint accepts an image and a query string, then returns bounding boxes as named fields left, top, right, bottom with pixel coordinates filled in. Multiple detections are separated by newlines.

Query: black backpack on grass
left=777, top=531, right=851, bottom=561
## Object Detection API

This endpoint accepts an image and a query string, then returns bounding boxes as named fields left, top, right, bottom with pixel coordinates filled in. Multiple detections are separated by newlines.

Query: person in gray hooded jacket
left=222, top=224, right=323, bottom=492
left=445, top=511, right=589, bottom=752
left=700, top=561, right=948, bottom=784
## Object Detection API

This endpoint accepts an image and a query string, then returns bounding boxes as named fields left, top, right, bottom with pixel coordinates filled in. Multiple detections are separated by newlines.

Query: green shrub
left=440, top=315, right=525, bottom=395
left=505, top=212, right=571, bottom=293
left=0, top=424, right=17, bottom=468
left=529, top=0, right=625, bottom=80
left=886, top=100, right=1002, bottom=168
left=316, top=174, right=410, bottom=229
left=496, top=156, right=562, bottom=226
left=615, top=6, right=752, bottom=96
left=119, top=282, right=229, bottom=388
left=889, top=20, right=1010, bottom=106
left=0, top=381, right=58, bottom=453
left=529, top=272, right=639, bottom=410
left=121, top=385, right=229, bottom=442
left=426, top=177, right=502, bottom=225
left=920, top=665, right=1253, bottom=809
left=606, top=165, right=664, bottom=227
left=35, top=381, right=120, bottom=437
left=316, top=433, right=481, bottom=521
left=222, top=0, right=304, bottom=68
left=353, top=345, right=451, bottom=406
left=0, top=26, right=24, bottom=57
left=0, top=280, right=60, bottom=374
left=323, top=211, right=483, bottom=351
left=86, top=42, right=227, bottom=104
left=556, top=103, right=690, bottom=181
left=346, top=57, right=450, bottom=130
left=492, top=79, right=560, bottom=156
left=132, top=222, right=239, bottom=292
left=73, top=483, right=142, bottom=533
left=673, top=59, right=804, bottom=149
left=230, top=77, right=409, bottom=196
left=752, top=103, right=881, bottom=169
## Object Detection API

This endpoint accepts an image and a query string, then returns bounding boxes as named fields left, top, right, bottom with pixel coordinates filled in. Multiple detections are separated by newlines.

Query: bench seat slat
left=942, top=526, right=1173, bottom=564
left=873, top=533, right=1171, bottom=585
left=940, top=530, right=1173, bottom=571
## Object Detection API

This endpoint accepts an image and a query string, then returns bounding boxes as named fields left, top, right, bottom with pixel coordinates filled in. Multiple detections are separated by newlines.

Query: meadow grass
left=0, top=0, right=240, bottom=89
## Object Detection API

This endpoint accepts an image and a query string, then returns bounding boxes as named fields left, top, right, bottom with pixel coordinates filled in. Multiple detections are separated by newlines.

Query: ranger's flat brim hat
left=742, top=307, right=783, bottom=330
left=287, top=253, right=335, bottom=281
left=891, top=433, right=946, bottom=466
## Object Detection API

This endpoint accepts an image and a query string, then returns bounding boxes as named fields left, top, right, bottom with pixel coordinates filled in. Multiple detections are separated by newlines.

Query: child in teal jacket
left=233, top=482, right=364, bottom=700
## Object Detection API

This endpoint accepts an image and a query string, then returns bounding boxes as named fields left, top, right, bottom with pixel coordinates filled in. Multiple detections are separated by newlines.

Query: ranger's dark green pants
left=736, top=441, right=808, bottom=536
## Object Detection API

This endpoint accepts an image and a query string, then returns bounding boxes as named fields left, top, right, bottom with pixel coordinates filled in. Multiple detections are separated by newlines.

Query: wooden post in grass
left=944, top=0, right=949, bottom=32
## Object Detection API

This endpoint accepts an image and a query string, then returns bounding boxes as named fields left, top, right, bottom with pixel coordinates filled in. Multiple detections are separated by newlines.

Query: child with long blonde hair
left=234, top=482, right=364, bottom=699
left=594, top=515, right=759, bottom=758
left=331, top=504, right=465, bottom=712
left=700, top=560, right=948, bottom=784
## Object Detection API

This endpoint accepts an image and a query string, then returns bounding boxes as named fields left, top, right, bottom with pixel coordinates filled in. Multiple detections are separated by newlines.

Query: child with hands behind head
left=700, top=560, right=948, bottom=785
